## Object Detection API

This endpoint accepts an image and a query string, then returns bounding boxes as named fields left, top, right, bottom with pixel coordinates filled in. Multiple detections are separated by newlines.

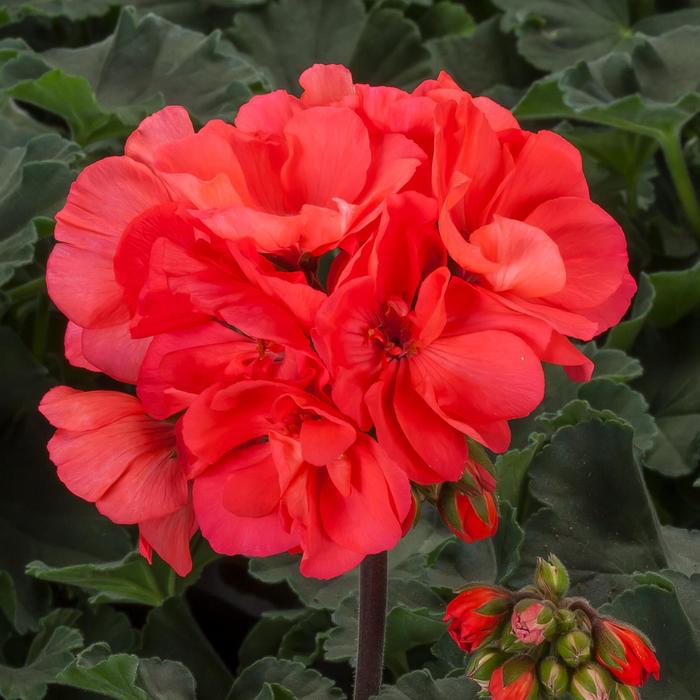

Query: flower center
left=368, top=301, right=418, bottom=362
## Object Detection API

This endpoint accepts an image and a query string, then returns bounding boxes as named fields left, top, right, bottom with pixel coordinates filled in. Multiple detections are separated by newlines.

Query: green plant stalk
left=32, top=291, right=50, bottom=364
left=354, top=552, right=388, bottom=700
left=6, top=277, right=45, bottom=303
left=660, top=132, right=700, bottom=240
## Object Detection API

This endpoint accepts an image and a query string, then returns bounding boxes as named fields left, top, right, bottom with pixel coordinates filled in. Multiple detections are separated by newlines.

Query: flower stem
left=354, top=552, right=388, bottom=700
left=660, top=132, right=700, bottom=241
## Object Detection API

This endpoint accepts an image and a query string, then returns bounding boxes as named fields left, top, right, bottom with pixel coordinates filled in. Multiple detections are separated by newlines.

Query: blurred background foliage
left=1, top=0, right=700, bottom=697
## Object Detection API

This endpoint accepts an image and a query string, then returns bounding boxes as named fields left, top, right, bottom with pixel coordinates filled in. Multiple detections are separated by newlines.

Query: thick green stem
left=353, top=552, right=388, bottom=700
left=660, top=132, right=700, bottom=240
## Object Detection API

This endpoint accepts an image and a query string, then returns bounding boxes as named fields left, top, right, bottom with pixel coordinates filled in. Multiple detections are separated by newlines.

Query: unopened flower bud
left=570, top=663, right=615, bottom=700
left=500, top=624, right=535, bottom=654
left=557, top=608, right=577, bottom=633
left=556, top=629, right=592, bottom=667
left=438, top=482, right=498, bottom=543
left=538, top=656, right=569, bottom=697
left=466, top=647, right=507, bottom=689
left=444, top=585, right=512, bottom=653
left=613, top=684, right=640, bottom=700
left=511, top=598, right=558, bottom=645
left=535, top=553, right=570, bottom=600
left=489, top=655, right=539, bottom=700
left=593, top=618, right=660, bottom=687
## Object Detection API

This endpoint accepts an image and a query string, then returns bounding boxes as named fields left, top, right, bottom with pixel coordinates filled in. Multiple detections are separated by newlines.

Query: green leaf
left=1, top=8, right=261, bottom=144
left=634, top=313, right=700, bottom=477
left=0, top=328, right=131, bottom=633
left=77, top=605, right=136, bottom=654
left=322, top=593, right=357, bottom=665
left=578, top=378, right=658, bottom=455
left=493, top=501, right=525, bottom=583
left=428, top=16, right=534, bottom=99
left=136, top=657, right=197, bottom=700
left=230, top=0, right=365, bottom=92
left=512, top=418, right=670, bottom=604
left=0, top=624, right=82, bottom=700
left=47, top=7, right=260, bottom=123
left=6, top=69, right=125, bottom=145
left=496, top=433, right=545, bottom=508
left=57, top=642, right=197, bottom=700
left=375, top=670, right=477, bottom=699
left=238, top=610, right=308, bottom=670
left=57, top=643, right=146, bottom=700
left=228, top=658, right=344, bottom=700
left=515, top=27, right=700, bottom=141
left=605, top=273, right=655, bottom=351
left=384, top=608, right=446, bottom=677
left=0, top=126, right=79, bottom=286
left=277, top=608, right=331, bottom=665
left=27, top=537, right=218, bottom=607
left=587, top=345, right=643, bottom=382
left=349, top=6, right=431, bottom=89
left=601, top=576, right=700, bottom=699
left=416, top=2, right=474, bottom=40
left=647, top=259, right=700, bottom=328
left=27, top=553, right=178, bottom=608
left=140, top=597, right=232, bottom=700
left=492, top=0, right=633, bottom=71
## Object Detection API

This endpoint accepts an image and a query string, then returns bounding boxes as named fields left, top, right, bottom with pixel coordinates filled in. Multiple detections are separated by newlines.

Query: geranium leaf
left=512, top=417, right=670, bottom=604
left=515, top=27, right=700, bottom=142
left=57, top=642, right=197, bottom=700
left=0, top=328, right=131, bottom=633
left=229, top=0, right=365, bottom=92
left=140, top=597, right=232, bottom=700
left=492, top=0, right=633, bottom=71
left=0, top=111, right=80, bottom=286
left=228, top=658, right=344, bottom=700
left=633, top=313, right=700, bottom=477
left=428, top=16, right=534, bottom=100
left=1, top=8, right=262, bottom=144
left=27, top=537, right=218, bottom=607
left=0, top=622, right=82, bottom=700
left=605, top=273, right=655, bottom=351
left=375, top=669, right=477, bottom=699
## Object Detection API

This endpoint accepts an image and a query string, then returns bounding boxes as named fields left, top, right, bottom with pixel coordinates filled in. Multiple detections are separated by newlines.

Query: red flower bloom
left=40, top=63, right=636, bottom=579
left=39, top=387, right=194, bottom=575
left=443, top=585, right=511, bottom=652
left=314, top=191, right=590, bottom=482
left=433, top=95, right=635, bottom=350
left=594, top=619, right=660, bottom=686
left=186, top=381, right=411, bottom=578
left=488, top=657, right=539, bottom=700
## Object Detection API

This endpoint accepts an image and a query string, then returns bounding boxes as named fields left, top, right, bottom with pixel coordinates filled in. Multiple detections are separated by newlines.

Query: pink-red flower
left=186, top=381, right=410, bottom=578
left=39, top=387, right=194, bottom=575
left=41, top=63, right=636, bottom=579
left=433, top=95, right=635, bottom=351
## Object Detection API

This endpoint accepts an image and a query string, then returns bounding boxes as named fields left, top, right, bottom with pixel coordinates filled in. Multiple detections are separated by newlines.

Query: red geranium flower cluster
left=39, top=65, right=634, bottom=579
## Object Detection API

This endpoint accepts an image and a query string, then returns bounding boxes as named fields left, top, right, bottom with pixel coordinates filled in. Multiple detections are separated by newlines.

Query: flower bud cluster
left=443, top=554, right=660, bottom=699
